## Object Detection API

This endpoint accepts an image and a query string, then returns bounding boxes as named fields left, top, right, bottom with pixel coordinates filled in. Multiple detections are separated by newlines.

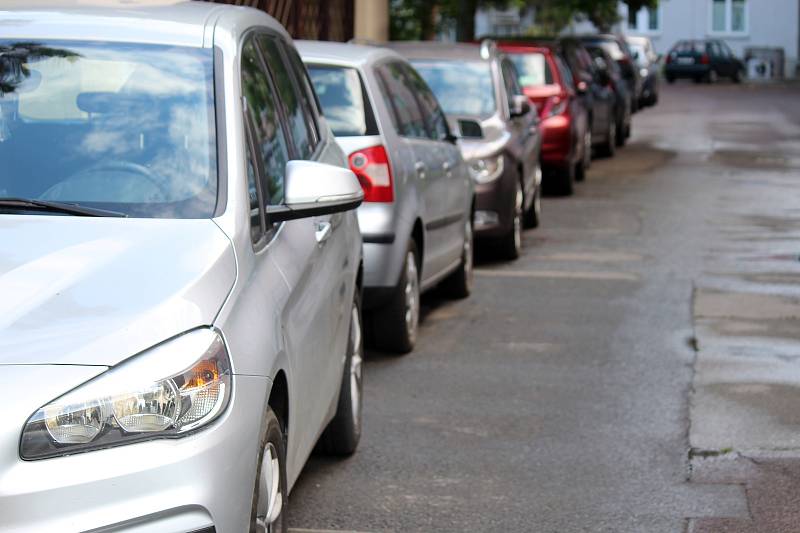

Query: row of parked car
left=0, top=2, right=658, bottom=532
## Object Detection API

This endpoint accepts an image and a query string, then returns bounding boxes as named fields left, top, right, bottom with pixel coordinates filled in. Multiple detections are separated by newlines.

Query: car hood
left=449, top=113, right=511, bottom=161
left=0, top=216, right=236, bottom=366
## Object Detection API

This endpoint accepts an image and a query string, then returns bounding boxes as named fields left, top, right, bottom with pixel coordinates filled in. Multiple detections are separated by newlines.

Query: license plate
left=677, top=57, right=695, bottom=65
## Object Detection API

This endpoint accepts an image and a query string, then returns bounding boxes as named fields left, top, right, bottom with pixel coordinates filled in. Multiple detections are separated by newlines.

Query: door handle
left=415, top=161, right=426, bottom=179
left=315, top=221, right=332, bottom=243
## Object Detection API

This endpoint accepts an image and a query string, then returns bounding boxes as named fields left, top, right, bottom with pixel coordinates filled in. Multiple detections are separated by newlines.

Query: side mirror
left=458, top=119, right=484, bottom=139
left=509, top=94, right=531, bottom=118
left=267, top=161, right=363, bottom=223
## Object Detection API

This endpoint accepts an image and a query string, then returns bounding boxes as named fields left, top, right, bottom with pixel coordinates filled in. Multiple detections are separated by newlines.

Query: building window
left=710, top=0, right=748, bottom=34
left=627, top=5, right=660, bottom=33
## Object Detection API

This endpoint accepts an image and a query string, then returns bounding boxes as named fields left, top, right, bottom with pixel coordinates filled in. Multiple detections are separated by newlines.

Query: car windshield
left=307, top=65, right=376, bottom=137
left=509, top=53, right=554, bottom=87
left=0, top=41, right=217, bottom=218
left=410, top=60, right=496, bottom=118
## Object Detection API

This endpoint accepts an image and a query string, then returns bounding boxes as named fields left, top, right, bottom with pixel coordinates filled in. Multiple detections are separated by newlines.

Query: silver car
left=298, top=41, right=475, bottom=354
left=0, top=2, right=364, bottom=532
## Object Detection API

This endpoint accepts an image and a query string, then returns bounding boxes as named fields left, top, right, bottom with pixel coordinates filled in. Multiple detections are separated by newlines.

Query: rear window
left=307, top=65, right=377, bottom=137
left=411, top=60, right=496, bottom=118
left=509, top=53, right=554, bottom=87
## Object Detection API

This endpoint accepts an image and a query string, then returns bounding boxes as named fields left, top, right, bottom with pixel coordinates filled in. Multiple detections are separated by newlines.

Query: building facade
left=620, top=0, right=798, bottom=77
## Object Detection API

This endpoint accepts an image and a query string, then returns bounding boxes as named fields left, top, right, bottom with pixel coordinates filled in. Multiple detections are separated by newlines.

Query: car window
left=241, top=37, right=290, bottom=206
left=245, top=142, right=264, bottom=243
left=399, top=63, right=450, bottom=142
left=555, top=56, right=574, bottom=88
left=501, top=59, right=524, bottom=97
left=281, top=42, right=321, bottom=144
left=411, top=59, right=496, bottom=118
left=0, top=40, right=217, bottom=218
left=307, top=65, right=378, bottom=137
left=509, top=53, right=554, bottom=87
left=257, top=35, right=314, bottom=160
left=376, top=61, right=427, bottom=139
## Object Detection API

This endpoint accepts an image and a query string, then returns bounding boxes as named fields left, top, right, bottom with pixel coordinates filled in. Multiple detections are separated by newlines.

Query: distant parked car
left=584, top=43, right=632, bottom=150
left=626, top=35, right=660, bottom=106
left=389, top=41, right=542, bottom=259
left=298, top=41, right=474, bottom=354
left=498, top=42, right=591, bottom=192
left=0, top=3, right=366, bottom=532
left=665, top=39, right=745, bottom=83
left=579, top=34, right=642, bottom=113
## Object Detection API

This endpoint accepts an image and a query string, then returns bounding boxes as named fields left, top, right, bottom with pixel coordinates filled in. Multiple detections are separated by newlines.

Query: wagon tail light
left=348, top=145, right=394, bottom=203
left=700, top=54, right=710, bottom=65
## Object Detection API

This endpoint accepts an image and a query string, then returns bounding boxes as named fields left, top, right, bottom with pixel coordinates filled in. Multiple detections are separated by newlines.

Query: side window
left=257, top=35, right=315, bottom=159
left=556, top=57, right=574, bottom=89
left=501, top=59, right=523, bottom=97
left=376, top=61, right=427, bottom=139
left=400, top=64, right=449, bottom=142
left=246, top=143, right=264, bottom=243
left=281, top=41, right=322, bottom=146
left=241, top=36, right=290, bottom=206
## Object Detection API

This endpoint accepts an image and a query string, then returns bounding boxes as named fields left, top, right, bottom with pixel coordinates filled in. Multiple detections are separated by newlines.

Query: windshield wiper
left=0, top=198, right=127, bottom=218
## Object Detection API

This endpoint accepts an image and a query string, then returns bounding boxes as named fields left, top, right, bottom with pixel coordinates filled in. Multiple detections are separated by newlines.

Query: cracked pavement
left=287, top=82, right=800, bottom=532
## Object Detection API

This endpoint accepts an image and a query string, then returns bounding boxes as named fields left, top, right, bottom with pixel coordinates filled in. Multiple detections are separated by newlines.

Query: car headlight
left=20, top=328, right=231, bottom=460
left=467, top=155, right=504, bottom=184
left=640, top=68, right=649, bottom=78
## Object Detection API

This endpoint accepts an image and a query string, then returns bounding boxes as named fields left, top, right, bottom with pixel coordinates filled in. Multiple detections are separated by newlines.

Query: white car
left=0, top=2, right=364, bottom=531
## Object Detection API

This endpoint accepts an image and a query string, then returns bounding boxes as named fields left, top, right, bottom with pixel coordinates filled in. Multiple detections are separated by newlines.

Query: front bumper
left=473, top=166, right=515, bottom=239
left=0, top=367, right=268, bottom=533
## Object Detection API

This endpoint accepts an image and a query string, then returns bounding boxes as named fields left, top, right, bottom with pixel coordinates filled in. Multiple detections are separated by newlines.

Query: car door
left=501, top=58, right=539, bottom=208
left=242, top=33, right=341, bottom=464
left=376, top=60, right=450, bottom=280
left=399, top=62, right=466, bottom=268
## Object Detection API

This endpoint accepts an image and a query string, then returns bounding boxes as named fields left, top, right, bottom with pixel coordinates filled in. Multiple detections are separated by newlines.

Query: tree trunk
left=455, top=0, right=478, bottom=42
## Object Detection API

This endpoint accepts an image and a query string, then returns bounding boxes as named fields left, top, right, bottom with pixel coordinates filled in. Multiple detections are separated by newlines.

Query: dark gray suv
left=389, top=41, right=542, bottom=260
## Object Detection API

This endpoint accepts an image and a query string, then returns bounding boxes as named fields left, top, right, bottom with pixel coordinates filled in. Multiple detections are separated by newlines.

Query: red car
left=498, top=43, right=591, bottom=195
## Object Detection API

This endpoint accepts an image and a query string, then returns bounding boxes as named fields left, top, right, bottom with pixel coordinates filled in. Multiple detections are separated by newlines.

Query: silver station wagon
left=0, top=2, right=364, bottom=532
left=298, top=41, right=475, bottom=354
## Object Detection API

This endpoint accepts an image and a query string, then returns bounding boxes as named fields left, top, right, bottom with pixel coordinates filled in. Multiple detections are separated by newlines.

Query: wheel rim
left=349, top=302, right=363, bottom=430
left=514, top=184, right=523, bottom=253
left=463, top=218, right=473, bottom=290
left=404, top=252, right=419, bottom=344
left=533, top=186, right=541, bottom=220
left=256, top=442, right=283, bottom=533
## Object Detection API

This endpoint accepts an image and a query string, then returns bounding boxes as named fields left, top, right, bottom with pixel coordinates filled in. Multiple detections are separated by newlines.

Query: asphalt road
left=288, top=81, right=800, bottom=533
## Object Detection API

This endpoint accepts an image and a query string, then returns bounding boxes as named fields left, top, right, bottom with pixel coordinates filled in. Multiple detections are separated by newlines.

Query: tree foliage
left=390, top=0, right=659, bottom=41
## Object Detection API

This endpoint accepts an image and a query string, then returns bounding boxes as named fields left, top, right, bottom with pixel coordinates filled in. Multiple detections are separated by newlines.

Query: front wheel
left=370, top=243, right=420, bottom=354
left=575, top=128, right=591, bottom=182
left=599, top=118, right=616, bottom=158
left=251, top=409, right=288, bottom=533
left=318, top=290, right=363, bottom=454
left=732, top=69, right=742, bottom=83
left=497, top=180, right=523, bottom=260
left=441, top=216, right=474, bottom=299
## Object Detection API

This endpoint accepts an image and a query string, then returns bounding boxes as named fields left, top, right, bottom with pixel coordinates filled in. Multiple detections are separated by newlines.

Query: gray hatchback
left=299, top=41, right=475, bottom=354
left=389, top=41, right=542, bottom=260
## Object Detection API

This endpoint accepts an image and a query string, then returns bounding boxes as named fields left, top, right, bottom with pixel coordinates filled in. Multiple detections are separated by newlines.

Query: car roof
left=385, top=41, right=491, bottom=62
left=0, top=0, right=283, bottom=48
left=625, top=35, right=650, bottom=46
left=296, top=40, right=403, bottom=68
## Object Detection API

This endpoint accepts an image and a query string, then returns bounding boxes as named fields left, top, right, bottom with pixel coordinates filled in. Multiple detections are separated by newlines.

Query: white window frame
left=708, top=0, right=749, bottom=37
left=624, top=4, right=663, bottom=35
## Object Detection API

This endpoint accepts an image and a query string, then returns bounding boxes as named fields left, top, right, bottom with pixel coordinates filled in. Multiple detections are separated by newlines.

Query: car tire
left=616, top=119, right=627, bottom=147
left=442, top=215, right=474, bottom=299
left=732, top=69, right=742, bottom=83
left=666, top=75, right=675, bottom=84
left=705, top=69, right=718, bottom=84
left=599, top=118, right=616, bottom=158
left=251, top=408, right=288, bottom=533
left=497, top=180, right=523, bottom=260
left=318, top=291, right=363, bottom=454
left=523, top=179, right=541, bottom=228
left=371, top=242, right=420, bottom=354
left=575, top=129, right=591, bottom=182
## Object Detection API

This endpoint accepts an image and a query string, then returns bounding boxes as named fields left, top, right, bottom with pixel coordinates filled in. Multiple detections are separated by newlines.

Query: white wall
left=621, top=0, right=799, bottom=77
